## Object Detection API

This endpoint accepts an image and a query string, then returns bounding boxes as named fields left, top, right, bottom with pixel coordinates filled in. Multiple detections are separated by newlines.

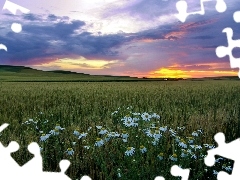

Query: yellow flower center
left=122, top=131, right=127, bottom=134
left=67, top=148, right=73, bottom=151
left=127, top=147, right=132, bottom=150
left=182, top=150, right=187, bottom=153
left=140, top=145, right=144, bottom=149
left=181, top=139, right=186, bottom=143
left=96, top=138, right=101, bottom=141
left=159, top=152, right=164, bottom=156
left=173, top=154, right=177, bottom=158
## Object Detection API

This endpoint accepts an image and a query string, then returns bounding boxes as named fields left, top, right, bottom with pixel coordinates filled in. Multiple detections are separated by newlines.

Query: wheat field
left=0, top=80, right=239, bottom=179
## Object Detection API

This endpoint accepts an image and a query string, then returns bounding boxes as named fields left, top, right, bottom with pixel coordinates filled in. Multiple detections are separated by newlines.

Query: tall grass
left=0, top=80, right=239, bottom=179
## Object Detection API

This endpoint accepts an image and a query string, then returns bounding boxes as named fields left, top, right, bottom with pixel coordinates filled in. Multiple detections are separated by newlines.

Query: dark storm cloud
left=0, top=15, right=132, bottom=64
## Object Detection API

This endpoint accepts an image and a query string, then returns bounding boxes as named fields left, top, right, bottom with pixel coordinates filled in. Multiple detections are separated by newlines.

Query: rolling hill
left=0, top=65, right=238, bottom=82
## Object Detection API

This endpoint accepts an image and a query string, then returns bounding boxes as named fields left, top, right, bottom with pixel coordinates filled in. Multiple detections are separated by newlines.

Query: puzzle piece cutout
left=204, top=132, right=240, bottom=179
left=0, top=124, right=92, bottom=180
left=0, top=0, right=30, bottom=51
left=2, top=0, right=30, bottom=33
left=154, top=165, right=190, bottom=180
left=175, top=0, right=227, bottom=22
left=215, top=27, right=240, bottom=78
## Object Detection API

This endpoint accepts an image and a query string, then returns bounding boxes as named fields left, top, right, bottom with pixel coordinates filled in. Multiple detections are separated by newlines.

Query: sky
left=0, top=0, right=240, bottom=78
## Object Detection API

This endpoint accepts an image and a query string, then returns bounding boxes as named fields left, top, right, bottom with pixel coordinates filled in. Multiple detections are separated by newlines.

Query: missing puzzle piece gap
left=154, top=165, right=190, bottom=180
left=175, top=0, right=227, bottom=23
left=204, top=132, right=240, bottom=179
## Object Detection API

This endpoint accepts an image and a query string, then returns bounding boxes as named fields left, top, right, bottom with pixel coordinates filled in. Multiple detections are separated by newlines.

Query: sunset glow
left=0, top=0, right=239, bottom=78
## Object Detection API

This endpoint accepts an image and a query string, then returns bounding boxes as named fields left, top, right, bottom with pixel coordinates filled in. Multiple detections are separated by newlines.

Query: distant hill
left=0, top=65, right=238, bottom=82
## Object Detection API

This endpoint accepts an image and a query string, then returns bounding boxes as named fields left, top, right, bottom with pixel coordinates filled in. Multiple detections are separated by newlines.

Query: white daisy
left=145, top=129, right=154, bottom=137
left=104, top=134, right=111, bottom=142
left=181, top=149, right=188, bottom=158
left=177, top=126, right=185, bottom=130
left=197, top=129, right=203, bottom=134
left=179, top=139, right=187, bottom=148
left=121, top=132, right=129, bottom=139
left=215, top=157, right=224, bottom=163
left=133, top=117, right=140, bottom=121
left=151, top=113, right=160, bottom=119
left=169, top=129, right=177, bottom=137
left=84, top=145, right=90, bottom=149
left=123, top=118, right=135, bottom=127
left=141, top=112, right=152, bottom=121
left=28, top=119, right=34, bottom=122
left=95, top=138, right=104, bottom=147
left=121, top=116, right=132, bottom=122
left=157, top=153, right=164, bottom=160
left=175, top=136, right=181, bottom=143
left=108, top=132, right=120, bottom=138
left=40, top=134, right=50, bottom=142
left=213, top=170, right=218, bottom=175
left=139, top=145, right=147, bottom=153
left=78, top=132, right=88, bottom=139
left=190, top=153, right=197, bottom=159
left=187, top=137, right=194, bottom=144
left=96, top=126, right=102, bottom=129
left=152, top=139, right=159, bottom=146
left=222, top=164, right=232, bottom=172
left=49, top=129, right=59, bottom=136
left=160, top=126, right=168, bottom=132
left=125, top=147, right=135, bottom=156
left=190, top=145, right=202, bottom=150
left=87, top=127, right=92, bottom=131
left=55, top=124, right=65, bottom=130
left=99, top=128, right=108, bottom=135
left=73, top=130, right=80, bottom=136
left=170, top=154, right=178, bottom=161
left=192, top=131, right=198, bottom=137
left=111, top=111, right=118, bottom=115
left=204, top=144, right=215, bottom=149
left=132, top=112, right=141, bottom=116
left=66, top=148, right=74, bottom=156
left=153, top=130, right=162, bottom=140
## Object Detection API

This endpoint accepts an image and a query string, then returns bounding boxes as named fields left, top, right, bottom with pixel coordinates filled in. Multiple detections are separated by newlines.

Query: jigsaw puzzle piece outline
left=0, top=141, right=22, bottom=178
left=154, top=165, right=190, bottom=180
left=175, top=0, right=227, bottom=23
left=204, top=132, right=240, bottom=179
left=2, top=0, right=30, bottom=15
left=215, top=28, right=240, bottom=78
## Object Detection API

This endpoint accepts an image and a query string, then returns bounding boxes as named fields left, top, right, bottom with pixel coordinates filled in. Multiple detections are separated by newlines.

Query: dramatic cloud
left=0, top=0, right=239, bottom=77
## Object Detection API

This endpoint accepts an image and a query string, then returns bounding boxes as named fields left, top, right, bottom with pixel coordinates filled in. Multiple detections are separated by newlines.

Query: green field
left=0, top=66, right=240, bottom=180
left=0, top=67, right=240, bottom=179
